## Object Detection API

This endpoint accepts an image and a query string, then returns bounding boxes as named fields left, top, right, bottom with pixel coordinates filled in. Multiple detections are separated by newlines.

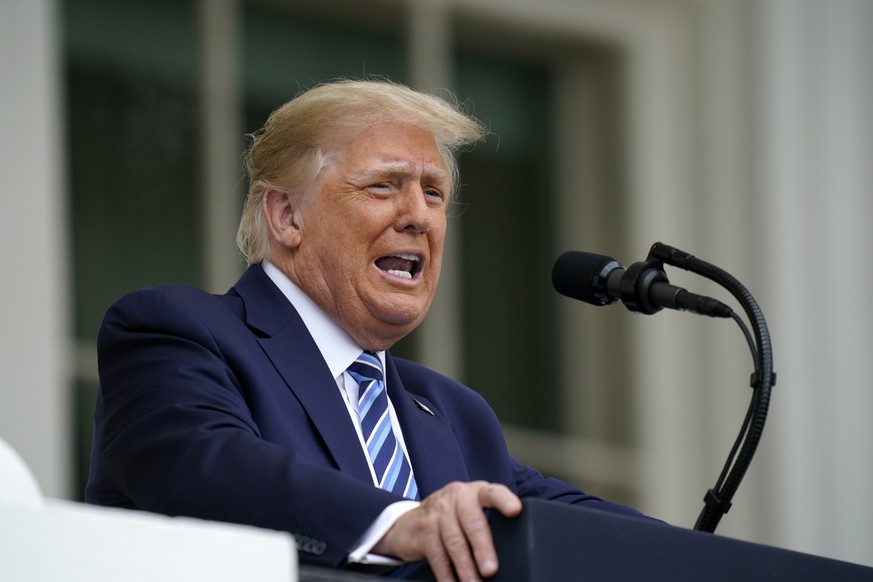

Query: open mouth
left=375, top=253, right=422, bottom=280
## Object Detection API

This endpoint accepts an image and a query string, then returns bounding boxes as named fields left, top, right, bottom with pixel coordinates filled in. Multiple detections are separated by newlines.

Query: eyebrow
left=349, top=159, right=450, bottom=185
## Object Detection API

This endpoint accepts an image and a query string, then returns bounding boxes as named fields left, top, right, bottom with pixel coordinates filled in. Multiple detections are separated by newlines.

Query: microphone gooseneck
left=649, top=242, right=775, bottom=533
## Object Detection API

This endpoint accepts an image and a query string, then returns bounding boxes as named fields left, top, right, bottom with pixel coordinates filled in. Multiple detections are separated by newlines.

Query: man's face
left=285, top=121, right=450, bottom=350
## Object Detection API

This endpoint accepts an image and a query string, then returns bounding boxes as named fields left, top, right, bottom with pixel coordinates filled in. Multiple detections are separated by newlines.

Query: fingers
left=376, top=481, right=522, bottom=582
left=447, top=485, right=498, bottom=580
left=446, top=482, right=522, bottom=580
left=476, top=482, right=523, bottom=518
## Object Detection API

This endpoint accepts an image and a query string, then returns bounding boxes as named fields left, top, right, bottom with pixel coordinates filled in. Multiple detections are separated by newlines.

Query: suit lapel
left=231, top=265, right=372, bottom=484
left=384, top=354, right=470, bottom=497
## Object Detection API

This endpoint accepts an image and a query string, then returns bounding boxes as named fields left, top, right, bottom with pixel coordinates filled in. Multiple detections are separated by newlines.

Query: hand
left=372, top=481, right=523, bottom=582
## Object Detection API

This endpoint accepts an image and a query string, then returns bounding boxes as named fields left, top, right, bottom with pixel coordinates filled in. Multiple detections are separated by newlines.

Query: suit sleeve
left=511, top=459, right=657, bottom=520
left=87, top=287, right=399, bottom=567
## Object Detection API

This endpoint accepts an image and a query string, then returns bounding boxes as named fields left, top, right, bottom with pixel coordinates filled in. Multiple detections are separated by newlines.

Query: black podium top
left=488, top=498, right=873, bottom=581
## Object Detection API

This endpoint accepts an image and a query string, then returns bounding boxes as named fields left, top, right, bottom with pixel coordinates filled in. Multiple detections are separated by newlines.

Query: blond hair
left=236, top=79, right=486, bottom=265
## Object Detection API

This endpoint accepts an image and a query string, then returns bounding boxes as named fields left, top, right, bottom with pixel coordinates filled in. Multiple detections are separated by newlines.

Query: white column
left=757, top=0, right=873, bottom=567
left=0, top=0, right=71, bottom=498
left=198, top=0, right=244, bottom=293
left=818, top=2, right=873, bottom=565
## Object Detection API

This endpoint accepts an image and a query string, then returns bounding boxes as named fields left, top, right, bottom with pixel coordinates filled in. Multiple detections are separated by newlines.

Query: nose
left=396, top=184, right=433, bottom=234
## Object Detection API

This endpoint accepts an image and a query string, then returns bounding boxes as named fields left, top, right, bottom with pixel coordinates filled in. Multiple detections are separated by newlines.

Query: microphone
left=552, top=251, right=733, bottom=318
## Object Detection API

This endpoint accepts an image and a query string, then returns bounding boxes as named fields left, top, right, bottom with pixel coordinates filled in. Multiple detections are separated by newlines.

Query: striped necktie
left=347, top=352, right=419, bottom=500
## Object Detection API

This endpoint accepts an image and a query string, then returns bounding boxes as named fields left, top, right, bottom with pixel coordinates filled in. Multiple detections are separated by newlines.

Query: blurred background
left=2, top=0, right=872, bottom=569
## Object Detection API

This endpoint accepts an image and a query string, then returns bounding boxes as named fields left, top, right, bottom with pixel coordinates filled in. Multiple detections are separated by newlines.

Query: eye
left=366, top=182, right=395, bottom=196
left=424, top=187, right=445, bottom=201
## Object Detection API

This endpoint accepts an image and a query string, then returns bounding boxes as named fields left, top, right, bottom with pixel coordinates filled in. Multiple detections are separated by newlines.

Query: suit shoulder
left=102, top=284, right=243, bottom=335
left=115, top=283, right=216, bottom=303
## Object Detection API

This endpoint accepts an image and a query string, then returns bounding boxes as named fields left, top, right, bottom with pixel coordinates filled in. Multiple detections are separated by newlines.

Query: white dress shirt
left=262, top=261, right=418, bottom=565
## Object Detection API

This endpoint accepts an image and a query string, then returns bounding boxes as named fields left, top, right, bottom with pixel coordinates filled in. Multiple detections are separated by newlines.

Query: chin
left=380, top=309, right=426, bottom=330
left=373, top=301, right=430, bottom=331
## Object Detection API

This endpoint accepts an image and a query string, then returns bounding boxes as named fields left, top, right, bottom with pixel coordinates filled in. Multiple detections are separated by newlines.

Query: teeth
left=394, top=253, right=419, bottom=261
left=387, top=270, right=413, bottom=279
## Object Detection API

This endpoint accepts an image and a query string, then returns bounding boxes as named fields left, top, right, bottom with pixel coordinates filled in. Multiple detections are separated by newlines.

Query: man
left=87, top=79, right=653, bottom=581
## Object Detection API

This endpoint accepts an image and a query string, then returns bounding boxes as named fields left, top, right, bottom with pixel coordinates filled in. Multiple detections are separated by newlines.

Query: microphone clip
left=620, top=259, right=670, bottom=315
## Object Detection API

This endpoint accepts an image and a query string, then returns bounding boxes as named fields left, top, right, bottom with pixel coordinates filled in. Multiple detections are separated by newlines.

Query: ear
left=263, top=188, right=303, bottom=250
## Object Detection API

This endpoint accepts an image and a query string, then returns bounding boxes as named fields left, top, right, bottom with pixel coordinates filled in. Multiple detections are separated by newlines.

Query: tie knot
left=348, top=351, right=384, bottom=384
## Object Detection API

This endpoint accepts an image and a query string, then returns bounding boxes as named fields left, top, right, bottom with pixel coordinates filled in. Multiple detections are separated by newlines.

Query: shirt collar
left=261, top=261, right=383, bottom=379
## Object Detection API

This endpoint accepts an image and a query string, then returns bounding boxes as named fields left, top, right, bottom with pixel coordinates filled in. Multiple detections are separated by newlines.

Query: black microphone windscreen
left=551, top=251, right=620, bottom=305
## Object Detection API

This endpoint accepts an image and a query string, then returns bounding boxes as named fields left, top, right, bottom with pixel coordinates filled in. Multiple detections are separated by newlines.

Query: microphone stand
left=647, top=242, right=776, bottom=533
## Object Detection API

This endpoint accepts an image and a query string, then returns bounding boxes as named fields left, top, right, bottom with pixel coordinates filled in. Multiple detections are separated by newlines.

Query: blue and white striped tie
left=348, top=351, right=419, bottom=500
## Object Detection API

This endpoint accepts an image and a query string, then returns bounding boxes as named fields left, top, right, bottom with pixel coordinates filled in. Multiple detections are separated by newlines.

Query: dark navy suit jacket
left=86, top=264, right=651, bottom=568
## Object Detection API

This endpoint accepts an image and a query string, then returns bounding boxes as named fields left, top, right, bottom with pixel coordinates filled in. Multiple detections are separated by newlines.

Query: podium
left=488, top=498, right=873, bottom=581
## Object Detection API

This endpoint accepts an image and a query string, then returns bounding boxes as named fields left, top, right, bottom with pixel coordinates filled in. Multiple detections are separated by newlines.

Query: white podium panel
left=0, top=438, right=297, bottom=582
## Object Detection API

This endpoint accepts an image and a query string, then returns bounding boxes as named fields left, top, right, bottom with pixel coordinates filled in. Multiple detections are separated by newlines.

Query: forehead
left=334, top=123, right=450, bottom=181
